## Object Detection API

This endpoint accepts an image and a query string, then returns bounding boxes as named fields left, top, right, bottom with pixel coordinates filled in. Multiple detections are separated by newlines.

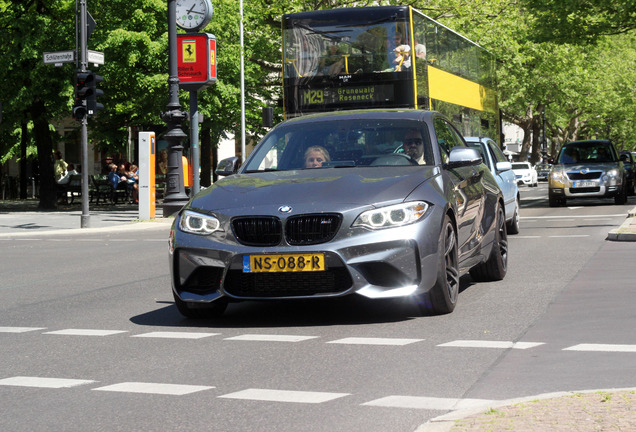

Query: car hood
left=187, top=167, right=437, bottom=213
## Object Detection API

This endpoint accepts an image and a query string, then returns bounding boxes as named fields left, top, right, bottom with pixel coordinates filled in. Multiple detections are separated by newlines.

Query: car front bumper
left=170, top=214, right=442, bottom=305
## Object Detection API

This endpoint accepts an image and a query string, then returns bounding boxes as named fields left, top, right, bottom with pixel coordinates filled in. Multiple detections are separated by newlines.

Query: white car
left=512, top=162, right=538, bottom=187
left=466, top=137, right=520, bottom=234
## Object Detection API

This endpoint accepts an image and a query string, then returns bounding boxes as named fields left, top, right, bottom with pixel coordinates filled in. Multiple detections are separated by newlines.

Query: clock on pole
left=176, top=0, right=213, bottom=31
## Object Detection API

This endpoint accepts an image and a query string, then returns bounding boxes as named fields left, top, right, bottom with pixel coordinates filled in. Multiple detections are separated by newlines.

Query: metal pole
left=161, top=0, right=188, bottom=216
left=79, top=0, right=90, bottom=228
left=240, top=0, right=246, bottom=162
left=190, top=91, right=200, bottom=195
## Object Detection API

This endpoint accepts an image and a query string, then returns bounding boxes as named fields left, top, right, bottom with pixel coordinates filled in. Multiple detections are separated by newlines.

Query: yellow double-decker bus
left=282, top=5, right=500, bottom=142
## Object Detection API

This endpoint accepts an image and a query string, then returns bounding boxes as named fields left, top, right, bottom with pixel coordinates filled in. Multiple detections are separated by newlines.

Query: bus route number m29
left=303, top=89, right=324, bottom=106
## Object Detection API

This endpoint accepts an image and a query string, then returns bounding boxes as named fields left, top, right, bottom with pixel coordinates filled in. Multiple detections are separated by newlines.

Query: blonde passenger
left=304, top=146, right=330, bottom=168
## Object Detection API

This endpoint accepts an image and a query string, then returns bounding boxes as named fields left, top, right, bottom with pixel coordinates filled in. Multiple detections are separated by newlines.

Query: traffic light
left=73, top=70, right=90, bottom=120
left=72, top=69, right=104, bottom=119
left=86, top=72, right=104, bottom=115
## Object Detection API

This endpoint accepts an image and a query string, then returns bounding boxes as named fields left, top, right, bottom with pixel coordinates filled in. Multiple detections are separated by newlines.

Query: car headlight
left=550, top=170, right=566, bottom=183
left=605, top=168, right=619, bottom=179
left=179, top=210, right=223, bottom=235
left=353, top=201, right=429, bottom=229
left=603, top=168, right=622, bottom=185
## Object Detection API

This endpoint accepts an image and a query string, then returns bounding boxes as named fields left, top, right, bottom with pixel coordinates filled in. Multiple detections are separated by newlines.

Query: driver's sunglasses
left=404, top=138, right=423, bottom=146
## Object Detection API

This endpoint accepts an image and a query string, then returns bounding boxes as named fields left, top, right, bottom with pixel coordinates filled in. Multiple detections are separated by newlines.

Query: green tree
left=522, top=0, right=636, bottom=43
left=0, top=0, right=75, bottom=209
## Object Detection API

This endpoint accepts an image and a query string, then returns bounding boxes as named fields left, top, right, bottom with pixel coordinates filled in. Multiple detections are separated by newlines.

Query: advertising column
left=138, top=132, right=156, bottom=220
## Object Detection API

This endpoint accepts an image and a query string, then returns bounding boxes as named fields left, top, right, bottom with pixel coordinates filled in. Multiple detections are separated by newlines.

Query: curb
left=415, top=387, right=636, bottom=432
left=607, top=206, right=636, bottom=241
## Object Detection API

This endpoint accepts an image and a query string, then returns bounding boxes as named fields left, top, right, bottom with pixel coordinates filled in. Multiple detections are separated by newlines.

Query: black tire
left=470, top=204, right=508, bottom=282
left=615, top=185, right=627, bottom=205
left=173, top=291, right=228, bottom=318
left=424, top=214, right=460, bottom=315
left=549, top=194, right=565, bottom=207
left=506, top=197, right=520, bottom=235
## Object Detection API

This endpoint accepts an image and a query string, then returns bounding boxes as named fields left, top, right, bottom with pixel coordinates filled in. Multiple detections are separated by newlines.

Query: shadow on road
left=130, top=277, right=475, bottom=329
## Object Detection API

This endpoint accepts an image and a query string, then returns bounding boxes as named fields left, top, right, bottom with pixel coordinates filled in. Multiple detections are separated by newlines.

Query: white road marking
left=224, top=334, right=318, bottom=342
left=563, top=344, right=636, bottom=353
left=548, top=235, right=590, bottom=238
left=133, top=331, right=220, bottom=339
left=218, top=388, right=349, bottom=404
left=437, top=340, right=544, bottom=349
left=93, top=382, right=213, bottom=395
left=362, top=395, right=493, bottom=410
left=547, top=219, right=575, bottom=222
left=0, top=376, right=95, bottom=388
left=44, top=329, right=128, bottom=336
left=0, top=326, right=46, bottom=333
left=522, top=214, right=625, bottom=219
left=327, top=337, right=423, bottom=346
left=514, top=235, right=541, bottom=239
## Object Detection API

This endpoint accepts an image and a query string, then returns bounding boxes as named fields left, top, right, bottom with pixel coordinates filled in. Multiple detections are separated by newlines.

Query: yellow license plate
left=242, top=253, right=325, bottom=273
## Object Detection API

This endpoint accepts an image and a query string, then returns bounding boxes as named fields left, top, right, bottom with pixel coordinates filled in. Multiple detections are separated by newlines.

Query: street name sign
left=88, top=50, right=105, bottom=65
left=43, top=50, right=75, bottom=66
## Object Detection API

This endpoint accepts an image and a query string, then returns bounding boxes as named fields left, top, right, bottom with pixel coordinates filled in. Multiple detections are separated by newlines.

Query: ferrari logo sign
left=182, top=40, right=197, bottom=63
left=177, top=33, right=217, bottom=91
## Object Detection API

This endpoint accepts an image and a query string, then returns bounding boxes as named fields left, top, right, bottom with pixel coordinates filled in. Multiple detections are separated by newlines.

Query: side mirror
left=215, top=157, right=240, bottom=177
left=446, top=147, right=482, bottom=168
left=496, top=161, right=512, bottom=172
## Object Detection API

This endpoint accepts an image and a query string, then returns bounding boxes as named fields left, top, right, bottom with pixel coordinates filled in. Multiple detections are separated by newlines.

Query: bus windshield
left=284, top=17, right=411, bottom=77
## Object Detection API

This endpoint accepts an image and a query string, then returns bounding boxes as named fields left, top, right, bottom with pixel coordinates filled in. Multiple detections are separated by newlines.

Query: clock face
left=176, top=0, right=212, bottom=31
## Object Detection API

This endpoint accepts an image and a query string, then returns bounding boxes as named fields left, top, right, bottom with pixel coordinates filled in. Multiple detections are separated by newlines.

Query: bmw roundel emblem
left=278, top=205, right=293, bottom=213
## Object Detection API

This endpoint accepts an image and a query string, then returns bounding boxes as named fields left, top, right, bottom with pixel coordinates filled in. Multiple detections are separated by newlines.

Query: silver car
left=549, top=140, right=627, bottom=206
left=465, top=137, right=520, bottom=234
left=169, top=110, right=508, bottom=318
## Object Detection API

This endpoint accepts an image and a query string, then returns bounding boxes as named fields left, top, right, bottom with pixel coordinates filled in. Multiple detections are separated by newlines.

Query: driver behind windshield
left=402, top=129, right=426, bottom=164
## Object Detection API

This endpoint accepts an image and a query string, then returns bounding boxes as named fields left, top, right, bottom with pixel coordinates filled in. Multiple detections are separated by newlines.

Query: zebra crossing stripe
left=563, top=344, right=636, bottom=353
left=133, top=331, right=220, bottom=339
left=93, top=382, right=214, bottom=395
left=362, top=395, right=493, bottom=410
left=0, top=376, right=95, bottom=388
left=224, top=334, right=318, bottom=342
left=218, top=388, right=350, bottom=404
left=43, top=329, right=128, bottom=336
left=0, top=327, right=46, bottom=333
left=327, top=337, right=423, bottom=346
left=437, top=340, right=544, bottom=349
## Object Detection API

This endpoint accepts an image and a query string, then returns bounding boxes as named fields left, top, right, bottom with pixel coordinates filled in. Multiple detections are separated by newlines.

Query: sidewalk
left=0, top=199, right=173, bottom=236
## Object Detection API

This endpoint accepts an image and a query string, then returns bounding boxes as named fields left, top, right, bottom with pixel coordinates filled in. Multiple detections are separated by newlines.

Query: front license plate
left=572, top=181, right=598, bottom=188
left=243, top=253, right=326, bottom=273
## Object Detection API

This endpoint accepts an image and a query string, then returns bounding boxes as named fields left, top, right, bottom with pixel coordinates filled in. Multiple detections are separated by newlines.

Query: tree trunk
left=30, top=99, right=57, bottom=210
left=20, top=121, right=28, bottom=199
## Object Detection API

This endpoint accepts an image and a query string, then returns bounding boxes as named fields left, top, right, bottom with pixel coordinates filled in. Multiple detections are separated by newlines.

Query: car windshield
left=466, top=143, right=487, bottom=162
left=242, top=119, right=433, bottom=172
left=558, top=142, right=617, bottom=164
left=511, top=163, right=530, bottom=170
